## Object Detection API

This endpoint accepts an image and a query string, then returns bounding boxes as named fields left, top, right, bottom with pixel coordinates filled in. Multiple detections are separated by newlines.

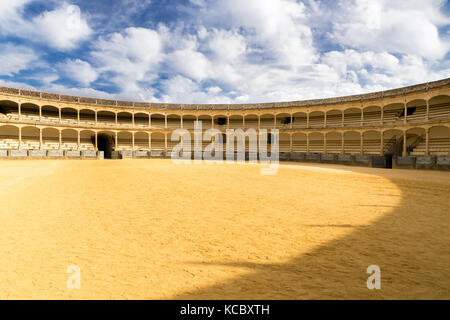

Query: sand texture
left=0, top=160, right=449, bottom=299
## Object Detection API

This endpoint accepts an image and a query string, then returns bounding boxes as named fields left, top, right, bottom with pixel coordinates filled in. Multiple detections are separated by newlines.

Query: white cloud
left=0, top=43, right=38, bottom=76
left=57, top=59, right=98, bottom=86
left=0, top=1, right=91, bottom=51
left=330, top=0, right=450, bottom=60
left=31, top=3, right=92, bottom=51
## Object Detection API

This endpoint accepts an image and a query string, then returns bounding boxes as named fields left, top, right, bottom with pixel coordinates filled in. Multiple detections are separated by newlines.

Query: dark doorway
left=97, top=134, right=113, bottom=159
left=385, top=154, right=393, bottom=169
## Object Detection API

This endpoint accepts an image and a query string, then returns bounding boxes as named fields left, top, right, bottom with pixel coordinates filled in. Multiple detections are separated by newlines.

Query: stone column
left=258, top=116, right=261, bottom=130
left=132, top=132, right=135, bottom=151
left=77, top=131, right=80, bottom=151
left=132, top=113, right=135, bottom=127
left=360, top=132, right=364, bottom=155
left=39, top=129, right=43, bottom=150
left=380, top=133, right=384, bottom=156
left=18, top=127, right=22, bottom=150
left=77, top=109, right=80, bottom=125
left=404, top=103, right=407, bottom=124
left=341, top=133, right=345, bottom=154
left=95, top=111, right=98, bottom=125
left=425, top=128, right=429, bottom=156
left=165, top=115, right=168, bottom=129
left=164, top=133, right=168, bottom=152
left=381, top=107, right=384, bottom=125
left=115, top=132, right=118, bottom=151
left=59, top=130, right=62, bottom=150
left=148, top=133, right=152, bottom=151
left=403, top=131, right=407, bottom=156
left=290, top=114, right=293, bottom=129
left=115, top=113, right=118, bottom=126
left=426, top=99, right=430, bottom=121
left=306, top=134, right=310, bottom=153
left=361, top=109, right=364, bottom=127
left=95, top=132, right=98, bottom=151
left=324, top=112, right=327, bottom=128
left=324, top=134, right=327, bottom=154
left=39, top=106, right=42, bottom=122
left=306, top=113, right=310, bottom=128
left=290, top=134, right=293, bottom=153
left=59, top=108, right=62, bottom=123
left=274, top=115, right=277, bottom=128
left=18, top=103, right=21, bottom=120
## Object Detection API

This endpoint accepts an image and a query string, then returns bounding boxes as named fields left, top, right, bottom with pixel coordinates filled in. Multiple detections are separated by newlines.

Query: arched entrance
left=97, top=132, right=115, bottom=159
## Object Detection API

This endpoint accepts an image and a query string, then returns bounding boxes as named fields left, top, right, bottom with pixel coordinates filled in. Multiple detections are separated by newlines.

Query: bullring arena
left=0, top=79, right=450, bottom=299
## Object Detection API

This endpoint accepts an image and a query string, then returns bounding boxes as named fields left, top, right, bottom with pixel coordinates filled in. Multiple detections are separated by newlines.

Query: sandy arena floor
left=0, top=159, right=449, bottom=299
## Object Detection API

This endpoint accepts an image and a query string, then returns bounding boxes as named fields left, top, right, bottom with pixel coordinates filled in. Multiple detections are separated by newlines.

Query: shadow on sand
left=171, top=165, right=450, bottom=300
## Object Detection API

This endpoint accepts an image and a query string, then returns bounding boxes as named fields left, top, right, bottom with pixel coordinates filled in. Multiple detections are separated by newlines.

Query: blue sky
left=0, top=0, right=449, bottom=103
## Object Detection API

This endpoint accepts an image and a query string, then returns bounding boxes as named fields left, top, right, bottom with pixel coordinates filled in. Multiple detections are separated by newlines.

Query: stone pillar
left=342, top=112, right=345, bottom=127
left=18, top=126, right=22, bottom=150
left=132, top=113, right=135, bottom=127
left=181, top=116, right=183, bottom=129
left=39, top=106, right=42, bottom=122
left=258, top=116, right=261, bottom=130
left=306, top=113, right=310, bottom=128
left=425, top=128, right=429, bottom=156
left=77, top=109, right=80, bottom=125
left=39, top=129, right=43, bottom=150
left=164, top=133, right=168, bottom=152
left=290, top=114, right=293, bottom=129
left=324, top=112, right=327, bottom=128
left=426, top=99, right=430, bottom=121
left=95, top=132, right=98, bottom=151
left=306, top=134, right=310, bottom=153
left=360, top=133, right=364, bottom=155
left=242, top=117, right=245, bottom=129
left=290, top=134, right=293, bottom=153
left=59, top=108, right=62, bottom=123
left=132, top=132, right=135, bottom=151
left=403, top=131, right=407, bottom=156
left=165, top=115, right=168, bottom=129
left=77, top=131, right=80, bottom=151
left=148, top=133, right=152, bottom=151
left=324, top=134, right=327, bottom=154
left=274, top=115, right=277, bottom=128
left=341, top=133, right=345, bottom=154
left=115, top=113, right=118, bottom=126
left=380, top=133, right=384, bottom=156
left=212, top=117, right=214, bottom=129
left=381, top=107, right=384, bottom=125
left=95, top=111, right=98, bottom=124
left=18, top=103, right=21, bottom=120
left=404, top=103, right=407, bottom=124
left=361, top=109, right=364, bottom=127
left=115, top=132, right=118, bottom=151
left=59, top=130, right=62, bottom=150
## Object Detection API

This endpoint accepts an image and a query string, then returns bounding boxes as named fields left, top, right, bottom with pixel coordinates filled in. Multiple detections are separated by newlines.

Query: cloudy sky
left=0, top=0, right=449, bottom=104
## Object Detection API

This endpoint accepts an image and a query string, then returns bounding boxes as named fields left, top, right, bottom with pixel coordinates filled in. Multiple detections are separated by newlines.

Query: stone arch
left=260, top=114, right=274, bottom=129
left=308, top=132, right=324, bottom=153
left=343, top=131, right=361, bottom=155
left=292, top=112, right=307, bottom=128
left=406, top=99, right=427, bottom=122
left=0, top=100, right=19, bottom=119
left=97, top=110, right=115, bottom=126
left=229, top=115, right=243, bottom=129
left=363, top=106, right=381, bottom=126
left=326, top=110, right=342, bottom=128
left=279, top=133, right=291, bottom=152
left=61, top=129, right=78, bottom=151
left=117, top=112, right=132, bottom=126
left=292, top=132, right=307, bottom=152
left=79, top=109, right=95, bottom=123
left=151, top=132, right=166, bottom=151
left=343, top=108, right=362, bottom=127
left=151, top=113, right=166, bottom=129
left=428, top=126, right=450, bottom=155
left=21, top=126, right=40, bottom=150
left=429, top=95, right=450, bottom=120
left=117, top=131, right=133, bottom=150
left=79, top=130, right=95, bottom=151
left=276, top=113, right=291, bottom=128
left=135, top=113, right=150, bottom=127
left=41, top=105, right=59, bottom=121
left=0, top=125, right=19, bottom=150
left=42, top=127, right=60, bottom=150
left=244, top=114, right=258, bottom=130
left=61, top=107, right=78, bottom=123
left=21, top=103, right=40, bottom=120
left=134, top=132, right=149, bottom=151
left=167, top=114, right=181, bottom=129
left=97, top=131, right=115, bottom=157
left=309, top=111, right=324, bottom=128
left=325, top=131, right=342, bottom=154
left=362, top=130, right=381, bottom=155
left=383, top=129, right=404, bottom=156
left=383, top=103, right=404, bottom=124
